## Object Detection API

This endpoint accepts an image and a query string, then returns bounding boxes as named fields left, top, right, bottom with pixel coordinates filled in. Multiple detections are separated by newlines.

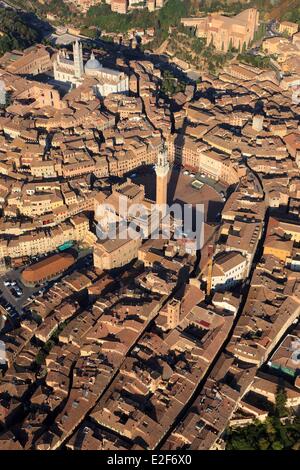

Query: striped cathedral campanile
left=73, top=40, right=84, bottom=79
left=155, top=141, right=169, bottom=214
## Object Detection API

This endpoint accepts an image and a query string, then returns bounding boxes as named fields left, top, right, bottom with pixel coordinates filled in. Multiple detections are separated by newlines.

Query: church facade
left=53, top=40, right=129, bottom=97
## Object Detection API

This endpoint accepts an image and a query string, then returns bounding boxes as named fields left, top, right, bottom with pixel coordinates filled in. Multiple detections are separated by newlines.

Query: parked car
left=11, top=288, right=21, bottom=298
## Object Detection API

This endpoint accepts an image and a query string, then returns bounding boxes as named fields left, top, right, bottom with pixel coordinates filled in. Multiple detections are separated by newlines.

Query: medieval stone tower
left=155, top=141, right=169, bottom=211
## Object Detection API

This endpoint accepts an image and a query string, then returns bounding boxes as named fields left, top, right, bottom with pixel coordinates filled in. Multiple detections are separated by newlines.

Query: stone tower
left=166, top=298, right=181, bottom=330
left=155, top=141, right=169, bottom=212
left=73, top=40, right=84, bottom=79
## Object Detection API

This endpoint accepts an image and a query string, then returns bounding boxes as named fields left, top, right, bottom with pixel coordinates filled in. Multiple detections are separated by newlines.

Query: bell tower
left=155, top=140, right=169, bottom=210
left=73, top=40, right=84, bottom=79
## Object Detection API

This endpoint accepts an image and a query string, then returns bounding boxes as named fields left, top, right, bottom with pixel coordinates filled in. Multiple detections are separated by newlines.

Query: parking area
left=0, top=268, right=42, bottom=318
left=0, top=247, right=93, bottom=321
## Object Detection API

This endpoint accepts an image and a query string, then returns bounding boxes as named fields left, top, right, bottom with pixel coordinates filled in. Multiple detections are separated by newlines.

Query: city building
left=209, top=251, right=247, bottom=291
left=0, top=45, right=52, bottom=76
left=111, top=0, right=128, bottom=14
left=181, top=8, right=259, bottom=52
left=147, top=0, right=165, bottom=11
left=21, top=253, right=75, bottom=286
left=279, top=21, right=299, bottom=37
left=93, top=232, right=142, bottom=269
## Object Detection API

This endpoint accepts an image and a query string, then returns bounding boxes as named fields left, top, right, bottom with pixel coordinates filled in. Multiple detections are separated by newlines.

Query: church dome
left=85, top=52, right=102, bottom=71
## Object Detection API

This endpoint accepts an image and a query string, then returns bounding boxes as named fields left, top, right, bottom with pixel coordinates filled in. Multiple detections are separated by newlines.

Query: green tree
left=0, top=9, right=40, bottom=55
left=258, top=437, right=270, bottom=450
left=160, top=69, right=185, bottom=96
left=83, top=0, right=191, bottom=36
left=225, top=415, right=300, bottom=450
left=272, top=440, right=284, bottom=450
left=264, top=416, right=277, bottom=443
left=275, top=386, right=288, bottom=418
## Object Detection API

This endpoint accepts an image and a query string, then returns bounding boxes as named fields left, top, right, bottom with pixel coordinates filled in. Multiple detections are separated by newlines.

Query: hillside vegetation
left=0, top=9, right=39, bottom=55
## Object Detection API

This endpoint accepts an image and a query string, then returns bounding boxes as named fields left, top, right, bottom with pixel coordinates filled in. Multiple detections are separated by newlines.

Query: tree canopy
left=226, top=416, right=300, bottom=450
left=8, top=0, right=72, bottom=19
left=160, top=69, right=185, bottom=96
left=225, top=387, right=300, bottom=450
left=0, top=9, right=40, bottom=56
left=84, top=0, right=192, bottom=34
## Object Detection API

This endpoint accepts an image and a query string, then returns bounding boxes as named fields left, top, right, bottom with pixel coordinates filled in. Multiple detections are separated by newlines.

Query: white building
left=212, top=292, right=241, bottom=316
left=210, top=251, right=247, bottom=291
left=53, top=40, right=129, bottom=97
